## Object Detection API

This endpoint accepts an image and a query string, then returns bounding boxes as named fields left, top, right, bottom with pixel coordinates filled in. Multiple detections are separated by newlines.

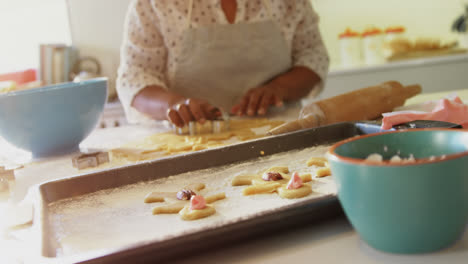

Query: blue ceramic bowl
left=328, top=129, right=468, bottom=254
left=0, top=78, right=107, bottom=157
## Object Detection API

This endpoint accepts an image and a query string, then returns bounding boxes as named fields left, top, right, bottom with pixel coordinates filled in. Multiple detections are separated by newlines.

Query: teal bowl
left=327, top=129, right=468, bottom=254
left=0, top=78, right=107, bottom=157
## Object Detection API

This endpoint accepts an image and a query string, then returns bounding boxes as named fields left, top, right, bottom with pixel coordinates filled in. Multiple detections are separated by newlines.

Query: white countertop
left=173, top=217, right=468, bottom=264
left=1, top=89, right=468, bottom=263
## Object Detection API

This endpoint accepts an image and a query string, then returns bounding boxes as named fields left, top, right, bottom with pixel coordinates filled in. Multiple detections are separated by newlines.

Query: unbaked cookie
left=151, top=190, right=226, bottom=219
left=205, top=192, right=226, bottom=203
left=261, top=166, right=289, bottom=174
left=152, top=201, right=187, bottom=214
left=231, top=174, right=261, bottom=186
left=316, top=167, right=331, bottom=178
left=179, top=204, right=216, bottom=221
left=278, top=184, right=312, bottom=199
left=307, top=157, right=332, bottom=178
left=242, top=182, right=282, bottom=196
left=144, top=183, right=205, bottom=203
left=178, top=195, right=222, bottom=221
left=233, top=165, right=314, bottom=199
left=306, top=157, right=328, bottom=167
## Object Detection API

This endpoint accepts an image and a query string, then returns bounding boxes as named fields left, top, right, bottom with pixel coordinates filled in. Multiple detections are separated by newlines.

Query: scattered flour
left=366, top=153, right=416, bottom=163
left=47, top=145, right=335, bottom=259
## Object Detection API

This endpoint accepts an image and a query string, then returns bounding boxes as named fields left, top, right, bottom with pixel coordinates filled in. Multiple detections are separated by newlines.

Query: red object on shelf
left=0, top=69, right=37, bottom=85
left=362, top=27, right=383, bottom=37
left=385, top=26, right=406, bottom=34
left=339, top=28, right=361, bottom=39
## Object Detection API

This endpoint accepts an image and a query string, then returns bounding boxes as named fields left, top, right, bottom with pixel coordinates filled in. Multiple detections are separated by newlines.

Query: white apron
left=170, top=0, right=292, bottom=112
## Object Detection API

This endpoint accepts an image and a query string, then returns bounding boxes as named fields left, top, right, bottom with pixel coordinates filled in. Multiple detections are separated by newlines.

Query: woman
left=117, top=0, right=329, bottom=127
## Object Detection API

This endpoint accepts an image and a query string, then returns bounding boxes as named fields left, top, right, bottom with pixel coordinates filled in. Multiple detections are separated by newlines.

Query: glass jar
left=339, top=28, right=363, bottom=68
left=362, top=27, right=385, bottom=66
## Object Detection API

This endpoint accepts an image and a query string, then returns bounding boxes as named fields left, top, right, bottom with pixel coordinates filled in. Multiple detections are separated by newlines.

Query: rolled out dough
left=110, top=119, right=284, bottom=163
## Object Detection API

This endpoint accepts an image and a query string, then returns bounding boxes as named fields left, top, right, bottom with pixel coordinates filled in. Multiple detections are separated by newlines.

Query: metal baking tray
left=32, top=120, right=461, bottom=263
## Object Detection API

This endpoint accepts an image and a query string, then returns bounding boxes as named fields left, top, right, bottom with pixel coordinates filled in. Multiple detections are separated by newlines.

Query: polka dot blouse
left=117, top=0, right=330, bottom=124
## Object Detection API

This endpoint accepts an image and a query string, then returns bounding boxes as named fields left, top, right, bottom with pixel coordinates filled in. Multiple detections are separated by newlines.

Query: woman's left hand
left=231, top=84, right=284, bottom=116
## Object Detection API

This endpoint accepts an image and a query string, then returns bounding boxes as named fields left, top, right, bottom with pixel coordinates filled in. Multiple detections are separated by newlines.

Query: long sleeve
left=291, top=0, right=330, bottom=96
left=117, top=0, right=168, bottom=124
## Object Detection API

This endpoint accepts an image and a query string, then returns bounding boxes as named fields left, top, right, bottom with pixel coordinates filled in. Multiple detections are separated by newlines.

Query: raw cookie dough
left=262, top=166, right=289, bottom=174
left=179, top=204, right=216, bottom=221
left=307, top=157, right=332, bottom=178
left=299, top=173, right=312, bottom=182
left=243, top=182, right=282, bottom=196
left=232, top=166, right=313, bottom=199
left=231, top=165, right=290, bottom=187
left=231, top=174, right=260, bottom=186
left=278, top=184, right=312, bottom=199
left=111, top=119, right=284, bottom=163
left=306, top=157, right=328, bottom=167
left=144, top=182, right=211, bottom=216
left=251, top=178, right=288, bottom=186
left=144, top=183, right=206, bottom=203
left=151, top=191, right=226, bottom=217
left=144, top=192, right=175, bottom=203
left=205, top=192, right=226, bottom=203
left=316, top=167, right=331, bottom=178
left=153, top=202, right=187, bottom=214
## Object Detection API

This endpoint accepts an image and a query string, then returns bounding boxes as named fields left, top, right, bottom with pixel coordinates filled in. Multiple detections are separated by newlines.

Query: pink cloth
left=287, top=172, right=303, bottom=190
left=190, top=195, right=207, bottom=210
left=381, top=96, right=468, bottom=130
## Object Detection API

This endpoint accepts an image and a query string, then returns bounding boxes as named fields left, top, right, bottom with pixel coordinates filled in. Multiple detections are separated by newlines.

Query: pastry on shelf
left=383, top=37, right=464, bottom=61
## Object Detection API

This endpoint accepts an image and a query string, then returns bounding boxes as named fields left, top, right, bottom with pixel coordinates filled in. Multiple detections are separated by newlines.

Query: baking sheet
left=34, top=122, right=374, bottom=263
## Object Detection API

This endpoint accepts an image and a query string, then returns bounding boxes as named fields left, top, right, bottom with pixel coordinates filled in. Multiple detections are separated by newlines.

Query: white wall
left=67, top=0, right=132, bottom=99
left=311, top=0, right=467, bottom=68
left=3, top=0, right=465, bottom=74
left=0, top=0, right=70, bottom=73
left=65, top=0, right=468, bottom=99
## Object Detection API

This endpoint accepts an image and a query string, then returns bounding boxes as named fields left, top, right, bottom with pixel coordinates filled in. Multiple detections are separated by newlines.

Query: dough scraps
left=110, top=119, right=284, bottom=163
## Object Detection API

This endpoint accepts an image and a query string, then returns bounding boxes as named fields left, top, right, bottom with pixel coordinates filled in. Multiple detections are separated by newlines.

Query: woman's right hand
left=166, top=98, right=220, bottom=128
left=132, top=85, right=220, bottom=127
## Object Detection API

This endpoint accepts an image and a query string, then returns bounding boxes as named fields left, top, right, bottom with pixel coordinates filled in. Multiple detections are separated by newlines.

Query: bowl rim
left=0, top=77, right=108, bottom=98
left=328, top=128, right=468, bottom=167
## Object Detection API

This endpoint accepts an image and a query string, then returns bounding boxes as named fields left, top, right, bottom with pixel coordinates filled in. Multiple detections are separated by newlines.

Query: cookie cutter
left=173, top=111, right=230, bottom=135
left=72, top=151, right=110, bottom=170
left=0, top=166, right=15, bottom=182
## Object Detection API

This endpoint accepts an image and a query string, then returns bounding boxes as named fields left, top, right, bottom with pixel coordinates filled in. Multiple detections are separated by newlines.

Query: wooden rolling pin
left=268, top=81, right=422, bottom=135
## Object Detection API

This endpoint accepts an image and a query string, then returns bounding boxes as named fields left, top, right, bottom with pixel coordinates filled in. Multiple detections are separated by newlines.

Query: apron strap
left=186, top=0, right=194, bottom=29
left=261, top=0, right=274, bottom=19
left=186, top=0, right=274, bottom=30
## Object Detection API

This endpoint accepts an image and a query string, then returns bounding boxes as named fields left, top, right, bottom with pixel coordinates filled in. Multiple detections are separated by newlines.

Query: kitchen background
left=311, top=0, right=467, bottom=68
left=1, top=0, right=468, bottom=99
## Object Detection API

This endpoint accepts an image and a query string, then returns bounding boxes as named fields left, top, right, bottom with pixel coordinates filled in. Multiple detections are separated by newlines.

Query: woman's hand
left=132, top=85, right=220, bottom=127
left=231, top=66, right=322, bottom=117
left=167, top=98, right=220, bottom=128
left=231, top=84, right=284, bottom=117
